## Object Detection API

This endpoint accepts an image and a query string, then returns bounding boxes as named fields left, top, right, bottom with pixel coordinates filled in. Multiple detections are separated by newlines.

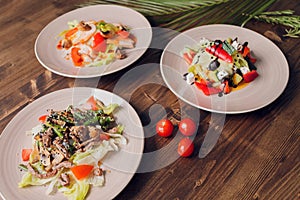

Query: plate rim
left=34, top=4, right=152, bottom=78
left=160, top=24, right=290, bottom=114
left=0, top=87, right=144, bottom=199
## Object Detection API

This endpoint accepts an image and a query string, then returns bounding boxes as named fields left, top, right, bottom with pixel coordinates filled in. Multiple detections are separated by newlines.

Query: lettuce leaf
left=58, top=173, right=90, bottom=200
left=72, top=140, right=114, bottom=165
left=87, top=173, right=105, bottom=187
left=18, top=172, right=55, bottom=188
left=103, top=103, right=119, bottom=115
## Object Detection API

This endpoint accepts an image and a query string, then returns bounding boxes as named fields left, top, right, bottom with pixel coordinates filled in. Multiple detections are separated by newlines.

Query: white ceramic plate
left=0, top=87, right=144, bottom=200
left=35, top=5, right=152, bottom=78
left=160, top=24, right=289, bottom=114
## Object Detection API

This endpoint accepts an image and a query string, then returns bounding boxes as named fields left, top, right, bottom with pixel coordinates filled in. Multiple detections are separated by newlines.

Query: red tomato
left=117, top=30, right=130, bottom=39
left=243, top=70, right=259, bottom=83
left=179, top=118, right=197, bottom=136
left=22, top=149, right=32, bottom=161
left=71, top=47, right=83, bottom=66
left=71, top=165, right=94, bottom=180
left=92, top=32, right=106, bottom=53
left=177, top=138, right=194, bottom=157
left=100, top=133, right=110, bottom=141
left=156, top=119, right=174, bottom=137
left=38, top=115, right=48, bottom=123
left=86, top=96, right=99, bottom=111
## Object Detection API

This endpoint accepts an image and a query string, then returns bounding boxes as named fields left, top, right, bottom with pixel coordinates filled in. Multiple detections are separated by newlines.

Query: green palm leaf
left=78, top=0, right=299, bottom=37
left=80, top=0, right=231, bottom=16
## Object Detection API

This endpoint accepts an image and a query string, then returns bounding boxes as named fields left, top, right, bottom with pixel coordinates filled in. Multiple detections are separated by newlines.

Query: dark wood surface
left=0, top=0, right=299, bottom=199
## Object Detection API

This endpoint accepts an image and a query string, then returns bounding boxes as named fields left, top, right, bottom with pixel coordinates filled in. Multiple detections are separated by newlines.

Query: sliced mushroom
left=51, top=149, right=64, bottom=165
left=40, top=148, right=51, bottom=166
left=78, top=21, right=92, bottom=31
left=61, top=39, right=72, bottom=49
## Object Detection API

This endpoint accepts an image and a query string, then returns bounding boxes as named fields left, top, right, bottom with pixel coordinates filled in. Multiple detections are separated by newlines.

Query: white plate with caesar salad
left=35, top=5, right=152, bottom=78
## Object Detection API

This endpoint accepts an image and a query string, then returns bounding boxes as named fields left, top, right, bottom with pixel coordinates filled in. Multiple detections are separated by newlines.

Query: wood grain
left=0, top=0, right=299, bottom=200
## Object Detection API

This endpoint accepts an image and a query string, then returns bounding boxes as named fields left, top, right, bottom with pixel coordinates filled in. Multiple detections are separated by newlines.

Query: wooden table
left=0, top=0, right=299, bottom=199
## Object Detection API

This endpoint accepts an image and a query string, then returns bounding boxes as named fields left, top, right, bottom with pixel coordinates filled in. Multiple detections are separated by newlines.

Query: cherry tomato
left=156, top=119, right=174, bottom=137
left=177, top=137, right=194, bottom=157
left=179, top=118, right=197, bottom=136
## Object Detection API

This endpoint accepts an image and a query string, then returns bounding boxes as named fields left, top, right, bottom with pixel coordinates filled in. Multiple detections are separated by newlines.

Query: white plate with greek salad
left=0, top=87, right=144, bottom=200
left=35, top=5, right=152, bottom=78
left=160, top=24, right=289, bottom=114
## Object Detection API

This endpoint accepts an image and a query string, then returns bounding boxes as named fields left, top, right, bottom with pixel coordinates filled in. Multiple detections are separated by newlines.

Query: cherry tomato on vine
left=177, top=137, right=194, bottom=157
left=156, top=119, right=174, bottom=137
left=179, top=118, right=197, bottom=136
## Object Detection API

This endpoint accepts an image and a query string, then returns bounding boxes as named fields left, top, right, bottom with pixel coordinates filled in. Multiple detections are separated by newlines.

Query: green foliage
left=243, top=10, right=300, bottom=37
left=79, top=0, right=299, bottom=37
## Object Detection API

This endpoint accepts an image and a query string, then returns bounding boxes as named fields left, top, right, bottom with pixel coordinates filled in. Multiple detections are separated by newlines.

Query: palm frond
left=79, top=0, right=279, bottom=32
left=80, top=0, right=230, bottom=16
left=242, top=10, right=300, bottom=37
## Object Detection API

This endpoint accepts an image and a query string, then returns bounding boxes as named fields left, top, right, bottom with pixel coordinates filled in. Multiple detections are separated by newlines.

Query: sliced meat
left=53, top=138, right=70, bottom=159
left=70, top=126, right=89, bottom=142
left=27, top=163, right=57, bottom=179
left=42, top=128, right=53, bottom=148
left=115, top=49, right=127, bottom=59
left=59, top=173, right=70, bottom=186
left=52, top=161, right=73, bottom=171
left=88, top=126, right=101, bottom=138
left=93, top=167, right=103, bottom=176
left=79, top=136, right=99, bottom=148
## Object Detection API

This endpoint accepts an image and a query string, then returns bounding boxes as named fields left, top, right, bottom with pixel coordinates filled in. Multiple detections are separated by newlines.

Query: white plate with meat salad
left=35, top=5, right=152, bottom=78
left=0, top=87, right=144, bottom=200
left=160, top=24, right=289, bottom=114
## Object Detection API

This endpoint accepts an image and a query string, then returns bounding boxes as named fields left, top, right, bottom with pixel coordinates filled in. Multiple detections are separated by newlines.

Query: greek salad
left=18, top=96, right=126, bottom=200
left=57, top=20, right=136, bottom=67
left=181, top=37, right=259, bottom=96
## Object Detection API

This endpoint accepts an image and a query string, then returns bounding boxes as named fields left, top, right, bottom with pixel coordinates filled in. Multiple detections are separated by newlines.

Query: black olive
left=214, top=40, right=222, bottom=45
left=208, top=59, right=220, bottom=71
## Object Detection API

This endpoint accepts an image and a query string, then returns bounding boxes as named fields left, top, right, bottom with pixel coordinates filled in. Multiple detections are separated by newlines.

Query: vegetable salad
left=57, top=20, right=136, bottom=67
left=181, top=37, right=259, bottom=96
left=18, top=96, right=126, bottom=200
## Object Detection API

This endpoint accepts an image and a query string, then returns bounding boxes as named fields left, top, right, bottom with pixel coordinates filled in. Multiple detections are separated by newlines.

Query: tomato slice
left=100, top=133, right=110, bottom=141
left=194, top=80, right=222, bottom=96
left=38, top=115, right=48, bottom=123
left=22, top=149, right=32, bottom=161
left=223, top=80, right=231, bottom=94
left=183, top=53, right=193, bottom=65
left=156, top=119, right=174, bottom=137
left=177, top=138, right=194, bottom=157
left=243, top=70, right=259, bottom=83
left=71, top=47, right=83, bottom=66
left=179, top=118, right=197, bottom=136
left=117, top=30, right=130, bottom=39
left=92, top=32, right=106, bottom=53
left=71, top=165, right=94, bottom=180
left=86, top=96, right=99, bottom=111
